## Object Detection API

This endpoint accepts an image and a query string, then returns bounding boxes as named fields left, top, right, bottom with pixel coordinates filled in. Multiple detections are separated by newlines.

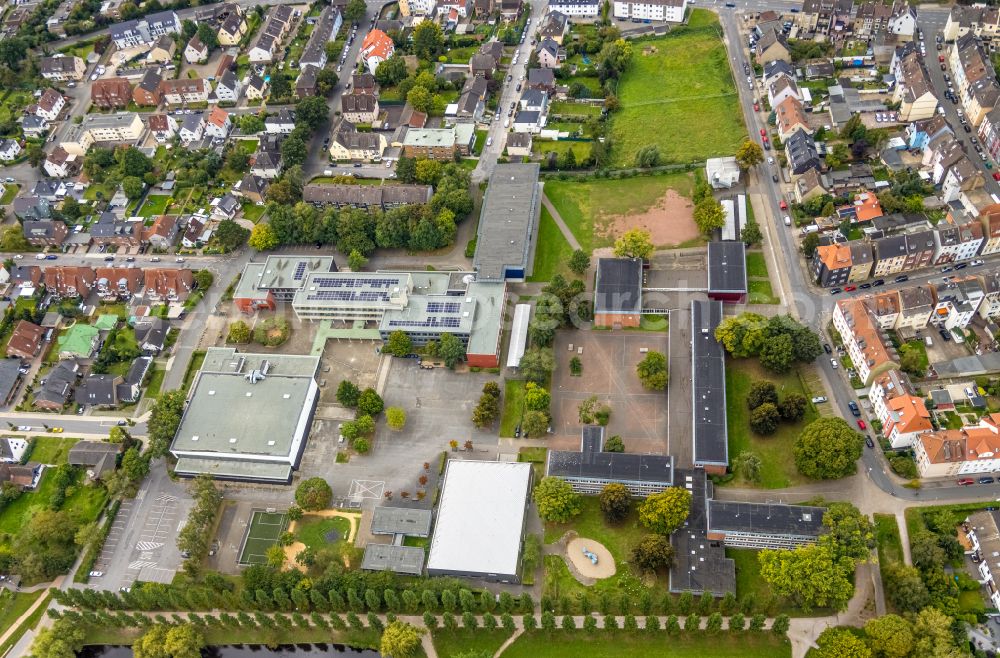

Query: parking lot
left=548, top=330, right=668, bottom=454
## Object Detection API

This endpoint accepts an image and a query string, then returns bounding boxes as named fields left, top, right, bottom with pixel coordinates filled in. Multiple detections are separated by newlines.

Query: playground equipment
left=582, top=547, right=598, bottom=565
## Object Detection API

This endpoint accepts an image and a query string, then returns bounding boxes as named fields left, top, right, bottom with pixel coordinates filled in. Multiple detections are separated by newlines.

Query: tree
left=533, top=476, right=582, bottom=523
left=336, top=380, right=361, bottom=407
left=133, top=625, right=169, bottom=658
left=899, top=346, right=925, bottom=376
left=29, top=619, right=86, bottom=658
left=749, top=403, right=780, bottom=435
left=438, top=332, right=466, bottom=368
left=813, top=628, right=872, bottom=658
left=379, top=621, right=424, bottom=658
left=794, top=417, right=863, bottom=480
left=735, top=139, right=764, bottom=170
left=357, top=388, right=384, bottom=416
left=613, top=228, right=653, bottom=260
left=693, top=197, right=726, bottom=236
left=344, top=0, right=367, bottom=22
left=741, top=221, right=763, bottom=246
left=638, top=487, right=691, bottom=535
left=385, top=331, right=413, bottom=357
left=248, top=223, right=278, bottom=251
left=604, top=435, right=624, bottom=452
left=228, top=321, right=251, bottom=344
left=599, top=483, right=630, bottom=523
left=518, top=347, right=555, bottom=384
left=568, top=249, right=590, bottom=275
left=415, top=159, right=443, bottom=185
left=802, top=231, right=820, bottom=258
left=472, top=384, right=501, bottom=428
left=522, top=410, right=549, bottom=438
left=779, top=393, right=807, bottom=422
left=634, top=144, right=660, bottom=168
left=407, top=85, right=433, bottom=114
left=746, top=381, right=778, bottom=410
left=295, top=96, right=328, bottom=131
left=578, top=395, right=609, bottom=425
left=412, top=21, right=444, bottom=60
left=636, top=351, right=668, bottom=390
left=524, top=382, right=551, bottom=412
left=732, top=450, right=762, bottom=483
left=759, top=333, right=794, bottom=373
left=60, top=197, right=81, bottom=221
left=295, top=478, right=332, bottom=511
left=883, top=563, right=929, bottom=612
left=348, top=249, right=367, bottom=271
left=239, top=114, right=265, bottom=134
left=758, top=543, right=854, bottom=612
left=375, top=56, right=408, bottom=87
left=386, top=407, right=406, bottom=430
left=164, top=625, right=205, bottom=658
left=865, top=615, right=913, bottom=658
left=213, top=220, right=250, bottom=251
left=147, top=390, right=186, bottom=457
left=122, top=176, right=144, bottom=200
left=821, top=502, right=875, bottom=562
left=317, top=68, right=340, bottom=96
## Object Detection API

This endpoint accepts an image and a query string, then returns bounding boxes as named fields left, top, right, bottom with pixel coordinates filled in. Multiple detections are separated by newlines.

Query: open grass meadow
left=610, top=10, right=744, bottom=166
left=502, top=630, right=790, bottom=658
left=500, top=379, right=527, bottom=438
left=0, top=467, right=106, bottom=546
left=29, top=436, right=79, bottom=465
left=542, top=496, right=666, bottom=606
left=544, top=172, right=694, bottom=253
left=724, top=359, right=818, bottom=488
left=296, top=514, right=352, bottom=550
left=137, top=194, right=173, bottom=218
left=432, top=629, right=512, bottom=658
left=528, top=206, right=574, bottom=283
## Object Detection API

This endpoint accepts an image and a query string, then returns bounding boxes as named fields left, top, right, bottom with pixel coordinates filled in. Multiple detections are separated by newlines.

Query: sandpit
left=283, top=510, right=361, bottom=569
left=566, top=537, right=616, bottom=580
left=596, top=189, right=698, bottom=247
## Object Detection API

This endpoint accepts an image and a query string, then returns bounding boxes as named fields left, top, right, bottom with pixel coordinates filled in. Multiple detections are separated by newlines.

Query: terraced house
left=160, top=78, right=211, bottom=105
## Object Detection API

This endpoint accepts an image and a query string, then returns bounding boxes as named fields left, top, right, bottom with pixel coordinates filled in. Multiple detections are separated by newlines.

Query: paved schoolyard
left=549, top=330, right=668, bottom=454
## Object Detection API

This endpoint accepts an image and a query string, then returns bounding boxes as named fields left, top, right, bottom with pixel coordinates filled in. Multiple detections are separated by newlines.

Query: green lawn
left=0, top=590, right=44, bottom=649
left=182, top=350, right=207, bottom=393
left=444, top=45, right=478, bottom=63
left=898, top=341, right=928, bottom=375
left=610, top=10, right=744, bottom=166
left=549, top=101, right=602, bottom=118
left=726, top=548, right=832, bottom=616
left=544, top=172, right=694, bottom=253
left=432, top=629, right=512, bottom=658
left=724, top=359, right=816, bottom=488
left=0, top=592, right=48, bottom=656
left=500, top=379, right=527, bottom=438
left=528, top=206, right=574, bottom=283
left=502, top=630, right=790, bottom=658
left=745, top=252, right=769, bottom=278
left=542, top=496, right=665, bottom=606
left=748, top=280, right=779, bottom=304
left=137, top=194, right=172, bottom=218
left=905, top=502, right=996, bottom=542
left=874, top=513, right=903, bottom=567
left=145, top=365, right=166, bottom=399
left=241, top=203, right=267, bottom=223
left=0, top=183, right=18, bottom=205
left=0, top=467, right=106, bottom=544
left=474, top=129, right=488, bottom=155
left=535, top=140, right=593, bottom=162
left=29, top=437, right=79, bottom=465
left=296, top=514, right=352, bottom=550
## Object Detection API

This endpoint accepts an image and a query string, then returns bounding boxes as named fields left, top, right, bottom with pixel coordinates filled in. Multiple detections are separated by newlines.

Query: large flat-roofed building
left=233, top=255, right=337, bottom=313
left=593, top=258, right=642, bottom=328
left=546, top=425, right=673, bottom=496
left=691, top=300, right=728, bottom=474
left=669, top=469, right=735, bottom=597
left=707, top=241, right=748, bottom=304
left=292, top=271, right=507, bottom=368
left=169, top=347, right=320, bottom=483
left=371, top=506, right=433, bottom=537
left=362, top=506, right=433, bottom=576
left=706, top=500, right=827, bottom=549
left=361, top=544, right=425, bottom=575
left=473, top=164, right=541, bottom=282
left=426, top=460, right=532, bottom=582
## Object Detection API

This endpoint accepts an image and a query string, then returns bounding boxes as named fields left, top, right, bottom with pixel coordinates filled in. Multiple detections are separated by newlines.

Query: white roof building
left=425, top=460, right=532, bottom=582
left=706, top=156, right=741, bottom=189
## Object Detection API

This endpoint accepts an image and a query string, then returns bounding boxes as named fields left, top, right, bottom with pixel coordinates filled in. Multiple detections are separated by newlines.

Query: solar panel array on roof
left=388, top=317, right=462, bottom=328
left=307, top=289, right=389, bottom=302
left=427, top=301, right=461, bottom=313
left=293, top=262, right=307, bottom=281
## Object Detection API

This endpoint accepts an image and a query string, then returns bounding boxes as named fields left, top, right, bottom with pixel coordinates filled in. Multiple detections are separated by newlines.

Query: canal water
left=78, top=645, right=379, bottom=658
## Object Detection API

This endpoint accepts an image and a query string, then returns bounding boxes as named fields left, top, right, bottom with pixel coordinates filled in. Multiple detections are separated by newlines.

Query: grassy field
left=0, top=592, right=48, bottom=655
left=502, top=630, right=790, bottom=658
left=748, top=280, right=779, bottom=304
left=296, top=514, right=352, bottom=550
left=725, top=359, right=817, bottom=488
left=0, top=467, right=106, bottom=547
left=905, top=502, right=994, bottom=542
left=0, top=590, right=44, bottom=650
left=432, top=629, right=512, bottom=658
left=137, top=194, right=172, bottom=218
left=535, top=140, right=593, bottom=162
left=500, top=379, right=527, bottom=438
left=0, top=183, right=18, bottom=205
left=145, top=365, right=166, bottom=399
left=550, top=101, right=602, bottom=118
left=83, top=626, right=382, bottom=651
left=544, top=172, right=694, bottom=253
left=726, top=548, right=832, bottom=616
left=528, top=206, right=574, bottom=283
left=745, top=252, right=768, bottom=278
left=610, top=10, right=744, bottom=166
left=542, top=496, right=664, bottom=605
left=874, top=513, right=903, bottom=567
left=29, top=436, right=79, bottom=465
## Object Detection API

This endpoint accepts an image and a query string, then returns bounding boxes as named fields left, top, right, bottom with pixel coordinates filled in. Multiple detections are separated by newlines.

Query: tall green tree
left=612, top=228, right=653, bottom=260
left=758, top=543, right=854, bottom=612
left=599, top=482, right=630, bottom=524
left=533, top=477, right=582, bottom=523
left=794, top=418, right=863, bottom=480
left=638, top=487, right=691, bottom=535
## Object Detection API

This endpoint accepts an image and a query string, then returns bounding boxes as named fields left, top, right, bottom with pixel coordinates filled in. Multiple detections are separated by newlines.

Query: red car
left=958, top=478, right=975, bottom=486
left=753, top=102, right=760, bottom=111
left=857, top=419, right=866, bottom=430
left=844, top=285, right=857, bottom=292
left=939, top=54, right=945, bottom=62
left=993, top=171, right=1000, bottom=181
left=760, top=128, right=766, bottom=136
left=779, top=199, right=788, bottom=210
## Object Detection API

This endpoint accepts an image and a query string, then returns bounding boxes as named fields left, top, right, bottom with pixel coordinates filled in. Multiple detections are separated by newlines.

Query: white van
left=924, top=335, right=933, bottom=347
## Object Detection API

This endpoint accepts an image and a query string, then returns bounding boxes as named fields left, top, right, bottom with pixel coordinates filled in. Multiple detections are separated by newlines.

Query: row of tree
left=714, top=312, right=822, bottom=374
left=176, top=475, right=223, bottom=578
left=745, top=381, right=806, bottom=435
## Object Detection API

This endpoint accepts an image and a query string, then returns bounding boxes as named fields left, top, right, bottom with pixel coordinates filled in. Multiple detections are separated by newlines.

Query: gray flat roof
left=691, top=300, right=728, bottom=467
left=594, top=258, right=642, bottom=314
left=708, top=241, right=747, bottom=294
left=426, top=460, right=532, bottom=577
left=669, top=468, right=735, bottom=596
left=371, top=506, right=433, bottom=537
left=257, top=255, right=336, bottom=290
left=473, top=163, right=541, bottom=281
left=234, top=263, right=267, bottom=300
left=547, top=425, right=673, bottom=485
left=170, top=348, right=319, bottom=462
left=173, top=457, right=293, bottom=482
left=707, top=500, right=827, bottom=537
left=361, top=544, right=425, bottom=575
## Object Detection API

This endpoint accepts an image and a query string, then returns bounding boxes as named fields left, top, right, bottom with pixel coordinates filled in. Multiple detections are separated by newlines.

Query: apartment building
left=833, top=297, right=898, bottom=385
left=914, top=415, right=1000, bottom=477
left=950, top=34, right=1000, bottom=127
left=160, top=78, right=211, bottom=105
left=869, top=370, right=932, bottom=448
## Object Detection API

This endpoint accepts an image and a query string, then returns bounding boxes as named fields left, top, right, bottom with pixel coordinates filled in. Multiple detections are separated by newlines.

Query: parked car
left=872, top=279, right=885, bottom=286
left=848, top=401, right=860, bottom=416
left=16, top=426, right=30, bottom=431
left=857, top=419, right=866, bottom=430
left=830, top=358, right=838, bottom=369
left=89, top=571, right=103, bottom=577
left=980, top=477, right=996, bottom=485
left=811, top=396, right=828, bottom=404
left=894, top=275, right=909, bottom=283
left=844, top=285, right=857, bottom=292
left=958, top=478, right=975, bottom=486
left=830, top=287, right=842, bottom=295
left=823, top=343, right=832, bottom=354
left=865, top=435, right=875, bottom=448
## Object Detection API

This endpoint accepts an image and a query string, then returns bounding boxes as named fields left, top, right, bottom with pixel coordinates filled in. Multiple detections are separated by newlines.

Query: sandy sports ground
left=566, top=537, right=616, bottom=580
left=596, top=189, right=699, bottom=248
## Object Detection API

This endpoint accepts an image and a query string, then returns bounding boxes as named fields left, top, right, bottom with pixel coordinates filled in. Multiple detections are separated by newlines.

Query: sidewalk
left=0, top=578, right=61, bottom=651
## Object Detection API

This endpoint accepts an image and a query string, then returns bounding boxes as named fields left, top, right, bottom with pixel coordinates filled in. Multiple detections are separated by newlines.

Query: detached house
left=147, top=113, right=178, bottom=143
left=756, top=29, right=790, bottom=65
left=204, top=106, right=231, bottom=139
left=6, top=320, right=44, bottom=360
left=142, top=215, right=179, bottom=250
left=361, top=29, right=395, bottom=74
left=218, top=8, right=248, bottom=46
left=178, top=112, right=205, bottom=143
left=329, top=121, right=387, bottom=161
left=184, top=35, right=208, bottom=63
left=34, top=89, right=65, bottom=122
left=233, top=174, right=268, bottom=204
left=775, top=97, right=810, bottom=141
left=146, top=34, right=175, bottom=63
left=251, top=135, right=283, bottom=178
left=215, top=70, right=242, bottom=103
left=22, top=221, right=67, bottom=247
left=44, top=147, right=77, bottom=178
left=246, top=74, right=268, bottom=100
left=0, top=140, right=21, bottom=162
left=539, top=10, right=568, bottom=44
left=342, top=93, right=379, bottom=123
left=535, top=38, right=562, bottom=69
left=40, top=55, right=85, bottom=81
left=265, top=108, right=296, bottom=134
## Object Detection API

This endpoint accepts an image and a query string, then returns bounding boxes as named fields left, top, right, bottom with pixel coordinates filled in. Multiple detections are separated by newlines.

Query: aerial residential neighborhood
left=3, top=0, right=1000, bottom=657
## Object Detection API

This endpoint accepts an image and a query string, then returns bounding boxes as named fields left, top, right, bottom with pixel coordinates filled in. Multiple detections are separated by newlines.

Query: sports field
left=238, top=510, right=288, bottom=565
left=609, top=10, right=745, bottom=166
